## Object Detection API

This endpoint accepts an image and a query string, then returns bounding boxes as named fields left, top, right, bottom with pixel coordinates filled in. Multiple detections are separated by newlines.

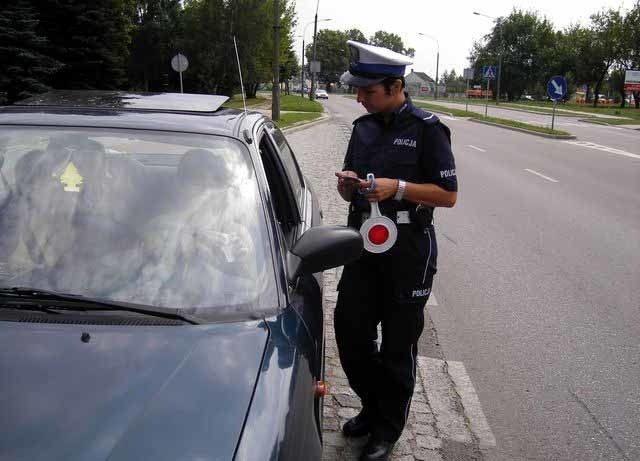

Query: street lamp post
left=272, top=0, right=280, bottom=121
left=474, top=11, right=503, bottom=104
left=301, top=18, right=331, bottom=98
left=418, top=33, right=440, bottom=100
left=309, top=0, right=326, bottom=101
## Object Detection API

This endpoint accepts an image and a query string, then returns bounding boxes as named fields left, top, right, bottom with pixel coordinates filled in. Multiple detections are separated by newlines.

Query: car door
left=257, top=124, right=324, bottom=374
left=257, top=123, right=326, bottom=441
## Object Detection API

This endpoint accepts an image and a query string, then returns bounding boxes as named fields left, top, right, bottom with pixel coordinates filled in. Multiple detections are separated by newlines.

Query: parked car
left=315, top=89, right=329, bottom=99
left=0, top=91, right=362, bottom=460
left=520, top=94, right=535, bottom=101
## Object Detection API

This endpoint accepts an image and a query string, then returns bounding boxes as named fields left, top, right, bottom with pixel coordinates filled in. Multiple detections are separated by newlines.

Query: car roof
left=0, top=90, right=265, bottom=138
left=15, top=90, right=231, bottom=112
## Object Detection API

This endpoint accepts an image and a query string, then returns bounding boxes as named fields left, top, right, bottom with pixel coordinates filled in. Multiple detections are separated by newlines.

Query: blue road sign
left=547, top=75, right=567, bottom=100
left=482, top=65, right=497, bottom=79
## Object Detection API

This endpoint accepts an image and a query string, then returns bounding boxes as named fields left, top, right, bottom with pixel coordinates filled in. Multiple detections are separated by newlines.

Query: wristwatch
left=393, top=179, right=406, bottom=201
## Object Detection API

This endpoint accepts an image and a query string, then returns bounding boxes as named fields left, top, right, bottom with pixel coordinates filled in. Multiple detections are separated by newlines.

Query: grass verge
left=414, top=101, right=570, bottom=136
left=274, top=112, right=322, bottom=129
left=222, top=95, right=266, bottom=109
left=280, top=95, right=323, bottom=112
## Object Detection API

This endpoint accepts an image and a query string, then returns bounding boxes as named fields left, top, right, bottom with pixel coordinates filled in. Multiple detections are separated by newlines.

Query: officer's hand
left=360, top=178, right=399, bottom=202
left=335, top=171, right=360, bottom=200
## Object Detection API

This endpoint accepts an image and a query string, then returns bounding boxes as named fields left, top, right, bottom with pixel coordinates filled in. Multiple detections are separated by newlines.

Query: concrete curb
left=281, top=114, right=330, bottom=134
left=469, top=118, right=577, bottom=139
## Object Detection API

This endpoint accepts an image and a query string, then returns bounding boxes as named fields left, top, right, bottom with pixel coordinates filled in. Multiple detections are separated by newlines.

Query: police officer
left=334, top=41, right=457, bottom=461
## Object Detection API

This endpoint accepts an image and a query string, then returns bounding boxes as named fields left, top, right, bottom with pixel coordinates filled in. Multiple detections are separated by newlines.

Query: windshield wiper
left=0, top=287, right=201, bottom=325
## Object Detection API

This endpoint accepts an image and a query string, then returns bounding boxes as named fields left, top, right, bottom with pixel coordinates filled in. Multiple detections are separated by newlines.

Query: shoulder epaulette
left=352, top=112, right=375, bottom=125
left=409, top=106, right=440, bottom=125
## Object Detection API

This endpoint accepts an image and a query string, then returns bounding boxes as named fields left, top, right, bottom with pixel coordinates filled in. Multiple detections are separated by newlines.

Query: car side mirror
left=287, top=225, right=363, bottom=282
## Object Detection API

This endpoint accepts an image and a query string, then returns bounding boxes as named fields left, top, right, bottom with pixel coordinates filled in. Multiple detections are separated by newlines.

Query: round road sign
left=171, top=53, right=189, bottom=73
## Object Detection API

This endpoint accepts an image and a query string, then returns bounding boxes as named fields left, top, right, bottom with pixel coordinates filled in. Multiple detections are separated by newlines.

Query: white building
left=405, top=69, right=445, bottom=98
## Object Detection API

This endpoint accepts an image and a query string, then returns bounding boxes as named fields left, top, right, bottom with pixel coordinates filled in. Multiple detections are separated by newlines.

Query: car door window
left=258, top=132, right=301, bottom=246
left=265, top=124, right=304, bottom=209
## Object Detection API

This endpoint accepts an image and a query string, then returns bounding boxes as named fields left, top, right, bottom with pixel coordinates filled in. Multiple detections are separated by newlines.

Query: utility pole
left=302, top=18, right=330, bottom=99
left=301, top=38, right=305, bottom=97
left=496, top=19, right=503, bottom=105
left=418, top=33, right=440, bottom=100
left=310, top=0, right=320, bottom=101
left=272, top=0, right=280, bottom=120
left=434, top=49, right=439, bottom=100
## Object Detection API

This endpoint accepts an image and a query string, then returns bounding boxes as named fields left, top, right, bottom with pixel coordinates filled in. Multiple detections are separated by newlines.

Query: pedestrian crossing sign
left=482, top=66, right=497, bottom=79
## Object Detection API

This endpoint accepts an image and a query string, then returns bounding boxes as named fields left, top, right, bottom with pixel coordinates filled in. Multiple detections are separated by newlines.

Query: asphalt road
left=317, top=94, right=640, bottom=460
left=417, top=99, right=640, bottom=155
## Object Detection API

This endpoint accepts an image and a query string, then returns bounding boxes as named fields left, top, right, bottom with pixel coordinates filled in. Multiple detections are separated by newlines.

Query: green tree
left=281, top=47, right=300, bottom=95
left=469, top=9, right=556, bottom=101
left=308, top=28, right=415, bottom=89
left=36, top=0, right=136, bottom=90
left=345, top=29, right=366, bottom=44
left=369, top=30, right=414, bottom=57
left=558, top=25, right=600, bottom=101
left=129, top=0, right=181, bottom=92
left=587, top=8, right=625, bottom=106
left=0, top=1, right=62, bottom=104
left=179, top=0, right=296, bottom=97
left=442, top=69, right=466, bottom=94
left=306, top=29, right=350, bottom=89
left=619, top=1, right=640, bottom=107
left=178, top=0, right=228, bottom=94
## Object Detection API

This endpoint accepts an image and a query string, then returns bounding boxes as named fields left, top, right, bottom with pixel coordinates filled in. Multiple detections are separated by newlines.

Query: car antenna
left=233, top=36, right=248, bottom=116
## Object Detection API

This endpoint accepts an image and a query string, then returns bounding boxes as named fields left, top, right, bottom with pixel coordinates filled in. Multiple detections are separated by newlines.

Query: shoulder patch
left=409, top=106, right=440, bottom=125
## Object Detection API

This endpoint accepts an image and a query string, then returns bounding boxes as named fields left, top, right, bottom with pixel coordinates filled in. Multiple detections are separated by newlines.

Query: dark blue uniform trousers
left=335, top=225, right=435, bottom=442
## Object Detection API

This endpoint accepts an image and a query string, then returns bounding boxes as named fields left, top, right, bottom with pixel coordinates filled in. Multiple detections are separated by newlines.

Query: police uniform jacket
left=340, top=95, right=457, bottom=304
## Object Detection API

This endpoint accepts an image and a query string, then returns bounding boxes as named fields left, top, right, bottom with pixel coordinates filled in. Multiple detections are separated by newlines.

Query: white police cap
left=340, top=40, right=414, bottom=87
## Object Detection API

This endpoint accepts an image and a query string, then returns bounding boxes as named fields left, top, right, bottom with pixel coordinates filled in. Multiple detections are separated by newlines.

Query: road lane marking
left=440, top=116, right=458, bottom=121
left=448, top=361, right=497, bottom=449
left=468, top=145, right=486, bottom=152
left=418, top=357, right=473, bottom=443
left=565, top=140, right=640, bottom=160
left=524, top=168, right=559, bottom=183
left=427, top=293, right=438, bottom=306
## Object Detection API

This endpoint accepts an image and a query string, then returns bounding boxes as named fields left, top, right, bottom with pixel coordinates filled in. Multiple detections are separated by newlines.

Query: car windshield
left=0, top=127, right=277, bottom=317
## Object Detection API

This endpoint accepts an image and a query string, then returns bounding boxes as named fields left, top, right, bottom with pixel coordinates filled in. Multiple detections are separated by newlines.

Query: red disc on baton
left=368, top=224, right=389, bottom=245
left=360, top=200, right=397, bottom=253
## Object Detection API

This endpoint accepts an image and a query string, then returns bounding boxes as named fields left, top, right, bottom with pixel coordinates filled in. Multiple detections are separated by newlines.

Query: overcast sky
left=293, top=0, right=636, bottom=79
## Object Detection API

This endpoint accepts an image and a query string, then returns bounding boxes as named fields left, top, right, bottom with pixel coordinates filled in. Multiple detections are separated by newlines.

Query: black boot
left=359, top=437, right=395, bottom=461
left=342, top=410, right=372, bottom=437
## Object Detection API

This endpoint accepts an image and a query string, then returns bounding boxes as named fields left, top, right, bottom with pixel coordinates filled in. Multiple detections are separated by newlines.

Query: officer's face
left=356, top=84, right=394, bottom=113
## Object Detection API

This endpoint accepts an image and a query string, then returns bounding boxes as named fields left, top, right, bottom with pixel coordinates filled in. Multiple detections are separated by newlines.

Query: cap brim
left=340, top=71, right=385, bottom=88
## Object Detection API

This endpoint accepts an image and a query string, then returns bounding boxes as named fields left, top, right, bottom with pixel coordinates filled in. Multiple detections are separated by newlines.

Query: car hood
left=0, top=319, right=268, bottom=461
